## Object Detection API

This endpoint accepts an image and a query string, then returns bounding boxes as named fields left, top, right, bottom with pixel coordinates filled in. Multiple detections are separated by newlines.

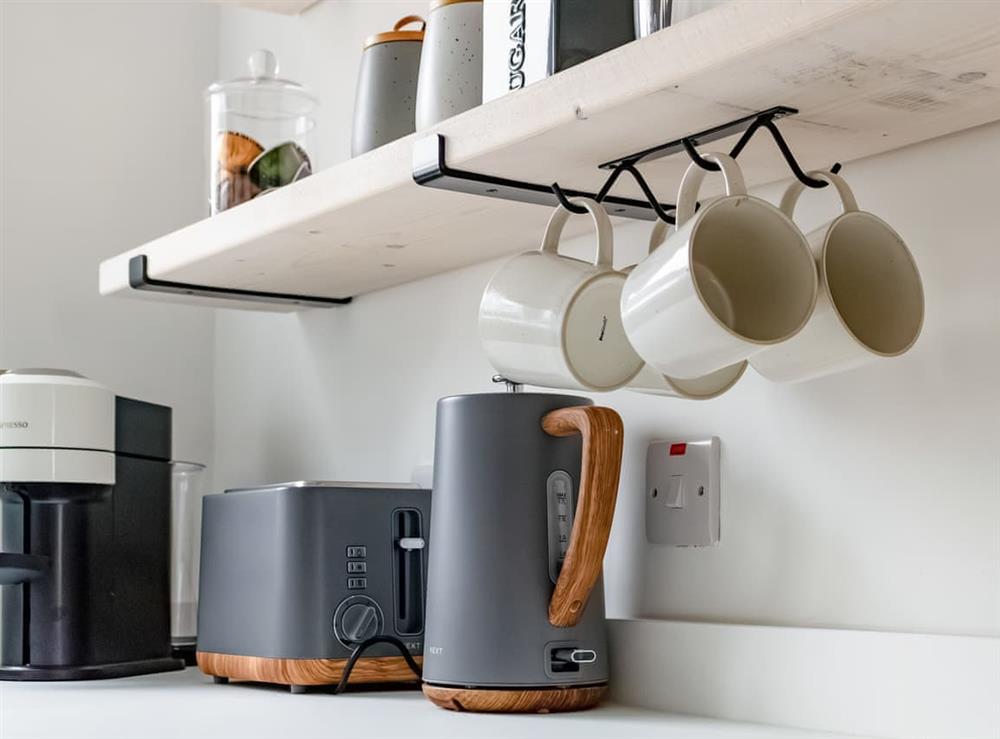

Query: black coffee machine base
left=0, top=657, right=185, bottom=681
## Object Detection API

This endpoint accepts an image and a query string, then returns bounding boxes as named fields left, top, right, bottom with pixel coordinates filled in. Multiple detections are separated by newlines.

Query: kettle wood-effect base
left=422, top=683, right=608, bottom=713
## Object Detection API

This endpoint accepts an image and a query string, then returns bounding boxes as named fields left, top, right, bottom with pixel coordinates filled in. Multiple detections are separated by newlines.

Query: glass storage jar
left=207, top=49, right=318, bottom=215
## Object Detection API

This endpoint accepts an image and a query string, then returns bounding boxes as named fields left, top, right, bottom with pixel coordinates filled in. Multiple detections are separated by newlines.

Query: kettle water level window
left=546, top=470, right=576, bottom=583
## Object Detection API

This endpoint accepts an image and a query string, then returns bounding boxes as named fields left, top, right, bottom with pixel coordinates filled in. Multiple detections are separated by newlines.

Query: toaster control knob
left=333, top=596, right=383, bottom=646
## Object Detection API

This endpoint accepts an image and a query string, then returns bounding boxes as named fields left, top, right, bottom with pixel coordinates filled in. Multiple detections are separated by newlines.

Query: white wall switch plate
left=645, top=437, right=720, bottom=547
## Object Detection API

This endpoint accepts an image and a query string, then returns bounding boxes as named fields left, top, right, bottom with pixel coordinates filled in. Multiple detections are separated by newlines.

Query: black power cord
left=332, top=635, right=423, bottom=695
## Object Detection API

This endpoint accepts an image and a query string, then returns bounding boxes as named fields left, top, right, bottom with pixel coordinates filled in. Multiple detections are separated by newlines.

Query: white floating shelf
left=100, top=0, right=1000, bottom=312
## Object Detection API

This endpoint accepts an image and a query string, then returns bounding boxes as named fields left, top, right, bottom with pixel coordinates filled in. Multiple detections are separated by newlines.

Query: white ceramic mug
left=621, top=152, right=818, bottom=379
left=625, top=220, right=747, bottom=399
left=479, top=197, right=645, bottom=391
left=750, top=171, right=924, bottom=382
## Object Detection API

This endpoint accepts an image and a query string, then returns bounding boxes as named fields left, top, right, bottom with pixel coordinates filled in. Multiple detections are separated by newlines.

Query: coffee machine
left=0, top=369, right=183, bottom=680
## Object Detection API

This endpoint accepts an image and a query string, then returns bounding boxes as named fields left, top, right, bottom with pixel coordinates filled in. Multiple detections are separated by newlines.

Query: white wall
left=0, top=1, right=218, bottom=463
left=211, top=2, right=1000, bottom=640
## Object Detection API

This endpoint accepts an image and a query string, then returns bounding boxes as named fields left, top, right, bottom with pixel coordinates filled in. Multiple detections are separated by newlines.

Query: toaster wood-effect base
left=422, top=683, right=608, bottom=713
left=197, top=651, right=423, bottom=691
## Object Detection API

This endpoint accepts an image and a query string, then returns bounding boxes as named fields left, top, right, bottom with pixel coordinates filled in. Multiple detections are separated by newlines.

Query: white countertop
left=0, top=667, right=855, bottom=739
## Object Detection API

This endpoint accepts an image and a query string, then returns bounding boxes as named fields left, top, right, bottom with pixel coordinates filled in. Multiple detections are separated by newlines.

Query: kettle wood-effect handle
left=541, top=406, right=623, bottom=628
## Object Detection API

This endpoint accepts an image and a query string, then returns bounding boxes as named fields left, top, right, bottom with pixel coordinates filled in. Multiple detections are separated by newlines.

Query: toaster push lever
left=392, top=510, right=425, bottom=636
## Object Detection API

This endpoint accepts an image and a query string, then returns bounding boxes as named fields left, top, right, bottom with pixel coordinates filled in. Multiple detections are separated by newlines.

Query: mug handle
left=620, top=220, right=667, bottom=274
left=394, top=14, right=426, bottom=31
left=675, top=152, right=747, bottom=227
left=540, top=197, right=614, bottom=269
left=542, top=406, right=624, bottom=628
left=780, top=169, right=858, bottom=218
left=647, top=219, right=670, bottom=255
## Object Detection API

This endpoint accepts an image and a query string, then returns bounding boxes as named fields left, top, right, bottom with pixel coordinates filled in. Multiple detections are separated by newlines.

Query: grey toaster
left=196, top=481, right=430, bottom=693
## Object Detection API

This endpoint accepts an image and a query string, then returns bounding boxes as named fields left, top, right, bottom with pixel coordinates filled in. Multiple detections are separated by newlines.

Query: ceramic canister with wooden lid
left=351, top=15, right=425, bottom=156
left=415, top=0, right=483, bottom=130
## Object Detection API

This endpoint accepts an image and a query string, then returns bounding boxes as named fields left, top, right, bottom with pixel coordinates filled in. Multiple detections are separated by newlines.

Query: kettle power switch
left=547, top=645, right=598, bottom=674
left=549, top=647, right=580, bottom=673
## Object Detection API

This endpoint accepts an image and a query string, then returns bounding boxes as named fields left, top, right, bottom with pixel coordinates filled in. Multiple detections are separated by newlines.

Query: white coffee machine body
left=0, top=369, right=115, bottom=485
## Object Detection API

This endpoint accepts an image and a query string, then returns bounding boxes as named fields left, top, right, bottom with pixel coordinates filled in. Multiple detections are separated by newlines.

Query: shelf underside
left=100, top=0, right=1000, bottom=311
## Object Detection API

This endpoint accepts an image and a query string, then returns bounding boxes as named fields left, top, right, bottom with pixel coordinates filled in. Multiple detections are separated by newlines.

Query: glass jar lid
left=207, top=49, right=317, bottom=117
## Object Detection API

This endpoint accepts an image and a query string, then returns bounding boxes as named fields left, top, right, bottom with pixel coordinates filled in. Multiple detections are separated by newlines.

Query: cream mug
left=479, top=197, right=644, bottom=391
left=621, top=152, right=818, bottom=379
left=750, top=171, right=924, bottom=382
left=625, top=220, right=747, bottom=400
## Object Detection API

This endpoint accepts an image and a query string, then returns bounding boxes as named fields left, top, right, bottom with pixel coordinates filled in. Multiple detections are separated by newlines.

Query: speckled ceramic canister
left=351, top=15, right=424, bottom=156
left=415, top=0, right=483, bottom=130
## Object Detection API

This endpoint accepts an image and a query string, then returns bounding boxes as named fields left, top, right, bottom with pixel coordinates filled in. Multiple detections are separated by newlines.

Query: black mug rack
left=412, top=105, right=841, bottom=224
left=128, top=106, right=839, bottom=308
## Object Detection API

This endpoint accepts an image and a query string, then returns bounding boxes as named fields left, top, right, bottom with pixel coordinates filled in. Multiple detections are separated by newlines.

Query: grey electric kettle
left=422, top=391, right=623, bottom=713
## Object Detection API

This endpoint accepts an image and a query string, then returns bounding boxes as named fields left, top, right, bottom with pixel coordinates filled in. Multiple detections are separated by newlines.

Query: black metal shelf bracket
left=127, top=255, right=352, bottom=308
left=413, top=105, right=842, bottom=226
left=412, top=134, right=676, bottom=222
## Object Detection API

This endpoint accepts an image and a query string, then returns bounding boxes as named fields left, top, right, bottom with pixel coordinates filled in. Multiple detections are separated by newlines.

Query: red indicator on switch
left=669, top=443, right=687, bottom=456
